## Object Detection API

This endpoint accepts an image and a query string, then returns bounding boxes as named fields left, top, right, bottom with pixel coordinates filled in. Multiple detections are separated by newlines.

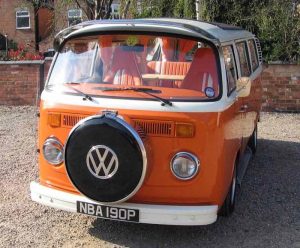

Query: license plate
left=77, top=201, right=139, bottom=222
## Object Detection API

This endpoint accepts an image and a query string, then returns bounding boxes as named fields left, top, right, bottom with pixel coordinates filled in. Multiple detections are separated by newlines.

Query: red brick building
left=0, top=0, right=36, bottom=50
left=40, top=0, right=121, bottom=52
left=0, top=0, right=122, bottom=54
left=0, top=0, right=54, bottom=52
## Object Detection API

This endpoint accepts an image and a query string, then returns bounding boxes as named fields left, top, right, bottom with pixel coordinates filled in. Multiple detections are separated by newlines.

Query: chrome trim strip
left=170, top=152, right=200, bottom=180
left=43, top=136, right=64, bottom=166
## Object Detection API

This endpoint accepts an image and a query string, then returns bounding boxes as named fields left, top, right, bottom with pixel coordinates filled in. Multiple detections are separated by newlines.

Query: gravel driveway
left=0, top=106, right=299, bottom=248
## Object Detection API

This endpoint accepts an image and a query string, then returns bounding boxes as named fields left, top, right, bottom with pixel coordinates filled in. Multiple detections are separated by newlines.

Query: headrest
left=193, top=48, right=215, bottom=60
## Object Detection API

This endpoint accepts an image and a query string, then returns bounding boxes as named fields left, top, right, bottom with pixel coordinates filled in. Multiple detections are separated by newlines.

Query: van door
left=235, top=41, right=253, bottom=152
left=247, top=39, right=263, bottom=125
left=222, top=45, right=244, bottom=149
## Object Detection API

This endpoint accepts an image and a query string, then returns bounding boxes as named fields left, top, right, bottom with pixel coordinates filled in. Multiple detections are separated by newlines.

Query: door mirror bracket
left=236, top=77, right=251, bottom=98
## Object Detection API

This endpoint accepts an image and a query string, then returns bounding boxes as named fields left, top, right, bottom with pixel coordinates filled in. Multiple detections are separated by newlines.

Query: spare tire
left=64, top=113, right=147, bottom=203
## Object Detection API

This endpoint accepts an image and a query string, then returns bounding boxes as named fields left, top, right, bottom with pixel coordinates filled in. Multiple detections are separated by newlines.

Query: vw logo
left=86, top=145, right=119, bottom=179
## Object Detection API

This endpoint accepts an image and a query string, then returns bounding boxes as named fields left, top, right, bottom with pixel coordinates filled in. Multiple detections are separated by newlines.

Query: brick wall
left=262, top=64, right=300, bottom=112
left=0, top=61, right=42, bottom=105
left=0, top=61, right=299, bottom=112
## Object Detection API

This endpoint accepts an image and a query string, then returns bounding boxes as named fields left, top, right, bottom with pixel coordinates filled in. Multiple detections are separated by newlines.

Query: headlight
left=43, top=137, right=64, bottom=165
left=171, top=152, right=200, bottom=180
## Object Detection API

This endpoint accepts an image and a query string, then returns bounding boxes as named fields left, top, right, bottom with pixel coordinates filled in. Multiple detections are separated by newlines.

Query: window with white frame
left=111, top=4, right=120, bottom=19
left=16, top=10, right=30, bottom=29
left=68, top=9, right=82, bottom=26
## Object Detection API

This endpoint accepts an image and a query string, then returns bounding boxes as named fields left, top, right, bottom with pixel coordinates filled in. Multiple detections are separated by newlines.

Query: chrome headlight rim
left=43, top=136, right=64, bottom=166
left=170, top=152, right=200, bottom=180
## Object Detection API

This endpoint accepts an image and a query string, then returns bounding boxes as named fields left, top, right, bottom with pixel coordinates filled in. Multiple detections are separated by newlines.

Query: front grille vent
left=62, top=114, right=88, bottom=127
left=61, top=115, right=175, bottom=138
left=133, top=119, right=174, bottom=137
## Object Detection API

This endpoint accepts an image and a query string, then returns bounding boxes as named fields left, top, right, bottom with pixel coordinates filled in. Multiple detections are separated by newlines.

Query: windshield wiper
left=64, top=82, right=94, bottom=102
left=102, top=87, right=173, bottom=107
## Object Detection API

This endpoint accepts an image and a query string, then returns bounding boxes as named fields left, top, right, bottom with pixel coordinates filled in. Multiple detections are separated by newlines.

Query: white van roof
left=54, top=18, right=255, bottom=50
left=148, top=18, right=254, bottom=42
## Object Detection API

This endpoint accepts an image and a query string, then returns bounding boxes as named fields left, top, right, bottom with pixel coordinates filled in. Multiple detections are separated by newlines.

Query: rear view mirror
left=236, top=77, right=251, bottom=98
left=121, top=44, right=144, bottom=53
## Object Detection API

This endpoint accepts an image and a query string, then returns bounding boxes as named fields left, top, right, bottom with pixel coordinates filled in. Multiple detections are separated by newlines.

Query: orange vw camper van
left=30, top=19, right=263, bottom=225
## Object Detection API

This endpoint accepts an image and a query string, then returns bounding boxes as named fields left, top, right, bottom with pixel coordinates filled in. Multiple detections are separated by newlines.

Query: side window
left=236, top=42, right=251, bottom=77
left=248, top=39, right=259, bottom=71
left=222, top=46, right=237, bottom=95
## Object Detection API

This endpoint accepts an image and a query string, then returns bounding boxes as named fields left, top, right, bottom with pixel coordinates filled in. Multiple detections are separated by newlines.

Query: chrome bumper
left=30, top=181, right=218, bottom=226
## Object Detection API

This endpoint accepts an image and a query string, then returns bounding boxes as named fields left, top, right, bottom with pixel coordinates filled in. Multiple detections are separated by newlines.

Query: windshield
left=47, top=34, right=220, bottom=100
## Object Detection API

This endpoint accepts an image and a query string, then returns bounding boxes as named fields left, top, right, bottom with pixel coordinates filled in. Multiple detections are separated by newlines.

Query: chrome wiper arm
left=102, top=87, right=173, bottom=107
left=139, top=90, right=173, bottom=107
left=64, top=82, right=94, bottom=102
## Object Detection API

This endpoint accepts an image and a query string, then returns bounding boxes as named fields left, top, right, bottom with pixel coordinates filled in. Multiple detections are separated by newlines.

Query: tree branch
left=122, top=0, right=131, bottom=19
left=104, top=0, right=113, bottom=19
left=97, top=0, right=104, bottom=19
left=86, top=2, right=95, bottom=20
left=74, top=0, right=90, bottom=19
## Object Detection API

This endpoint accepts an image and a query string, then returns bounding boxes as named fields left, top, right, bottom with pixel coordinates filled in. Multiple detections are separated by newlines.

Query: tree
left=124, top=0, right=195, bottom=19
left=200, top=0, right=300, bottom=62
left=29, top=0, right=116, bottom=20
left=55, top=0, right=114, bottom=20
left=199, top=0, right=269, bottom=33
left=256, top=0, right=300, bottom=62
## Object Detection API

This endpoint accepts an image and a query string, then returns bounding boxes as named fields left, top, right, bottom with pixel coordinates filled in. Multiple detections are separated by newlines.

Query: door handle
left=239, top=104, right=249, bottom=113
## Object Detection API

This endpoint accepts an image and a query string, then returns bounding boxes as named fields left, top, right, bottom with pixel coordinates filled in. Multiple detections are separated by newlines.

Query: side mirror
left=236, top=77, right=251, bottom=98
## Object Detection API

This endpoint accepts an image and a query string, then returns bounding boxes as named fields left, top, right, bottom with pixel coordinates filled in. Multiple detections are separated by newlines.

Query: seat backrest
left=103, top=47, right=141, bottom=86
left=147, top=61, right=162, bottom=74
left=163, top=62, right=191, bottom=75
left=163, top=62, right=191, bottom=87
left=181, top=48, right=219, bottom=93
left=146, top=61, right=191, bottom=87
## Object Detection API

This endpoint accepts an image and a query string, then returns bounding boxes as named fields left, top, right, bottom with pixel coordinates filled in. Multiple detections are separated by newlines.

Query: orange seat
left=181, top=48, right=219, bottom=93
left=147, top=61, right=191, bottom=87
left=103, top=47, right=141, bottom=86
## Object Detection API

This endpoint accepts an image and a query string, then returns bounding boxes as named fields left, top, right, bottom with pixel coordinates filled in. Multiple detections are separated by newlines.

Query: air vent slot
left=62, top=114, right=88, bottom=127
left=133, top=119, right=174, bottom=137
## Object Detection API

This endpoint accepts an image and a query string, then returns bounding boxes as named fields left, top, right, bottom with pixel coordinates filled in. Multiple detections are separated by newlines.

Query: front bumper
left=30, top=181, right=218, bottom=226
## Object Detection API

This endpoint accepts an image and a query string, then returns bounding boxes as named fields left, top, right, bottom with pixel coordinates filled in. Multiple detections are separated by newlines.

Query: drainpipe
left=195, top=0, right=200, bottom=20
left=34, top=5, right=40, bottom=51
left=5, top=34, right=8, bottom=57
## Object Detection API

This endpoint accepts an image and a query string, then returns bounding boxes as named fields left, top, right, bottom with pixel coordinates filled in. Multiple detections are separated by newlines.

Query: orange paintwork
left=38, top=85, right=262, bottom=208
left=38, top=96, right=251, bottom=207
left=37, top=33, right=263, bottom=209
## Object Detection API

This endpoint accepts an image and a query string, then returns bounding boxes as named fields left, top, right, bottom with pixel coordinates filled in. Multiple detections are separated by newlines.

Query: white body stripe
left=41, top=89, right=236, bottom=113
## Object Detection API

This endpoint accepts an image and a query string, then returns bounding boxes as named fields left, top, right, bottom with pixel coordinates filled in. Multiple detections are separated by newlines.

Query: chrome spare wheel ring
left=64, top=113, right=147, bottom=204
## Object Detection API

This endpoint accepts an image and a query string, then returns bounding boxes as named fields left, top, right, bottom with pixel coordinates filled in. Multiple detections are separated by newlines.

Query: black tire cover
left=65, top=115, right=146, bottom=203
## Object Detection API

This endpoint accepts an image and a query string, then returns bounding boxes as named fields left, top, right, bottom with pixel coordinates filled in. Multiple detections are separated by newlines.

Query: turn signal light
left=48, top=113, right=61, bottom=127
left=175, top=123, right=194, bottom=138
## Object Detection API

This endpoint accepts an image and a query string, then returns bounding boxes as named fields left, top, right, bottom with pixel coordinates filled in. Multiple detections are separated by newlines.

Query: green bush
left=123, top=0, right=300, bottom=63
left=200, top=0, right=300, bottom=63
left=256, top=1, right=300, bottom=63
left=127, top=0, right=195, bottom=18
